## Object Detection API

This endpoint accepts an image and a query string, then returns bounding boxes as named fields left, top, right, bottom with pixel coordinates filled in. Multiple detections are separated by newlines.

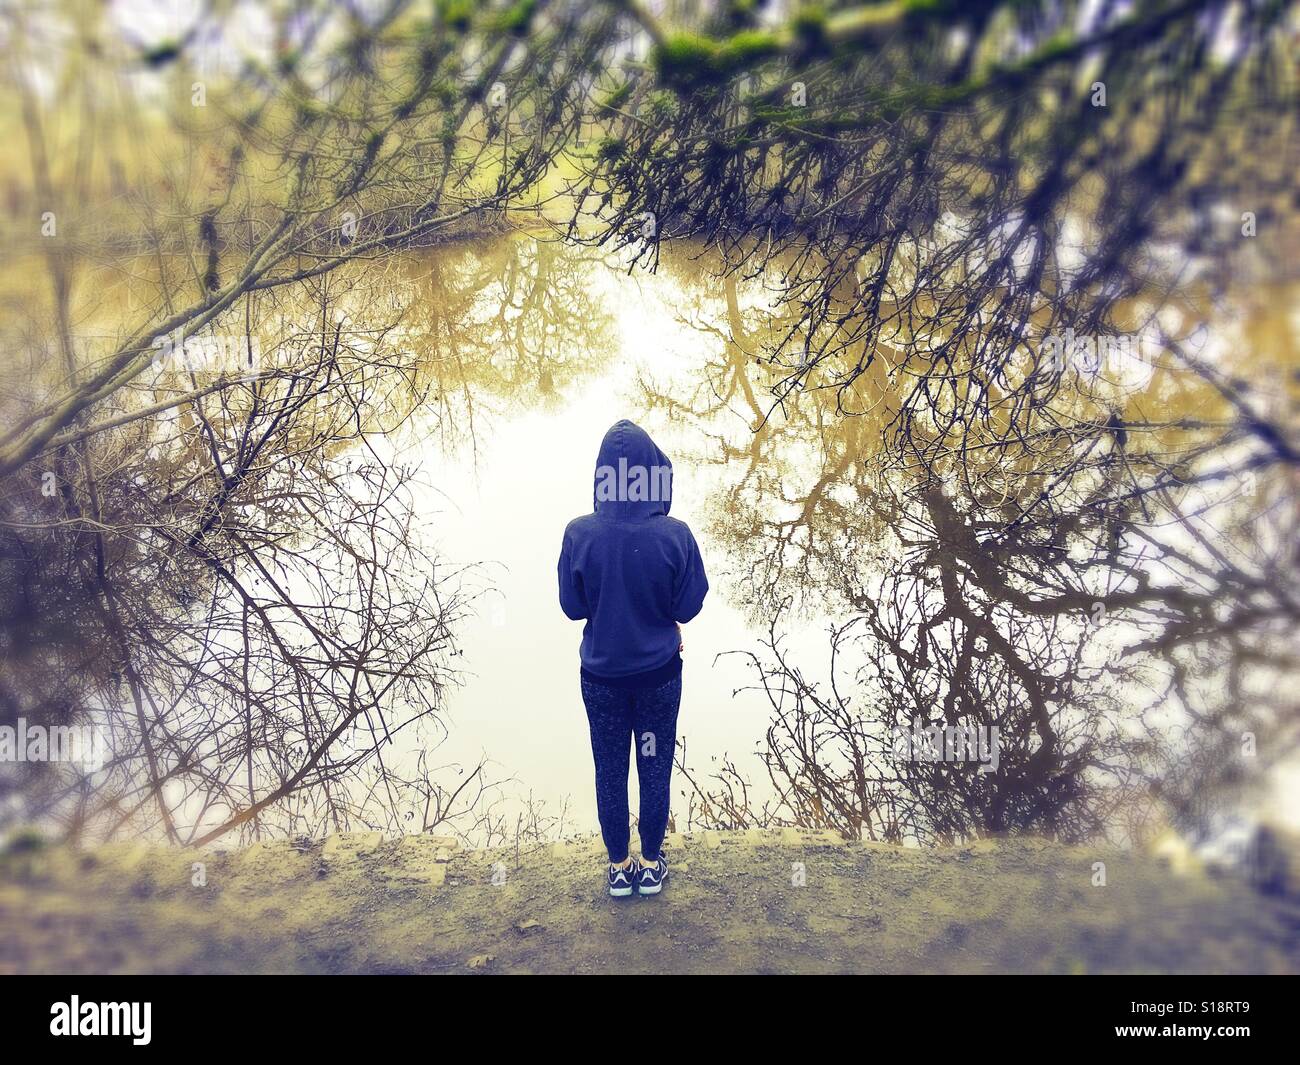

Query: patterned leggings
left=579, top=672, right=682, bottom=864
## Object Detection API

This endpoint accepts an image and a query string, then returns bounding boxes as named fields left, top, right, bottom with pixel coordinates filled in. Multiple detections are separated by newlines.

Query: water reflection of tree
left=1, top=272, right=460, bottom=842
left=655, top=253, right=1297, bottom=843
left=0, top=226, right=620, bottom=843
left=393, top=238, right=615, bottom=450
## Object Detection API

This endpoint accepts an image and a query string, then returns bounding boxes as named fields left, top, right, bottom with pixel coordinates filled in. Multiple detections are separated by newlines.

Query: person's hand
left=677, top=622, right=684, bottom=653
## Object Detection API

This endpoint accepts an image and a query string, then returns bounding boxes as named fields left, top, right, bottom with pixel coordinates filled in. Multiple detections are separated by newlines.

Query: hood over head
left=592, top=420, right=672, bottom=519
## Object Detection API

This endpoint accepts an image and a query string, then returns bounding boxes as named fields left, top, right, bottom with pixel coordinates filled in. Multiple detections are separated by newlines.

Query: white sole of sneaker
left=637, top=883, right=662, bottom=895
left=609, top=886, right=634, bottom=897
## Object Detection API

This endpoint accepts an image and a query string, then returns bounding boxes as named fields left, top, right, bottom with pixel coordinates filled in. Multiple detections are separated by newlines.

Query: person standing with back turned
left=557, top=419, right=709, bottom=897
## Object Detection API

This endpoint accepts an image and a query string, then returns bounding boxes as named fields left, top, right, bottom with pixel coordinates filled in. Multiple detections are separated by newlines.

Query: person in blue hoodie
left=558, top=420, right=709, bottom=897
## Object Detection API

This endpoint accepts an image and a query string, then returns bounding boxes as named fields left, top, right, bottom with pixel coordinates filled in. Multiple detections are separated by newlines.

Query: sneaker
left=608, top=860, right=637, bottom=898
left=636, top=854, right=668, bottom=895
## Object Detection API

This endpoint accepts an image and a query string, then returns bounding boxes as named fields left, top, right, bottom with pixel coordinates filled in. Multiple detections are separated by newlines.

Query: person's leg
left=631, top=673, right=682, bottom=863
left=580, top=674, right=634, bottom=864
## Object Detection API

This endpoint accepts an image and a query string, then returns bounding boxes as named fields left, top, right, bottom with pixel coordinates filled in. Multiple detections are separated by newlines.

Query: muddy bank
left=1, top=830, right=1296, bottom=975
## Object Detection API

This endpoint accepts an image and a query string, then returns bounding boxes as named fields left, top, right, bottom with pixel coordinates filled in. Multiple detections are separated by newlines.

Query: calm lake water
left=344, top=234, right=1299, bottom=840
left=400, top=238, right=835, bottom=833
left=46, top=232, right=1291, bottom=843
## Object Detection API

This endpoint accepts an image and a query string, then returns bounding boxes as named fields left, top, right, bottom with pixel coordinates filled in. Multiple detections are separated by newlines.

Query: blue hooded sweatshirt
left=558, top=420, right=709, bottom=687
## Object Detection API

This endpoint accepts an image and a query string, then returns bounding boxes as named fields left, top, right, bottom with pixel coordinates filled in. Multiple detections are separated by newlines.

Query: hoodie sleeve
left=671, top=527, right=709, bottom=623
left=557, top=529, right=588, bottom=621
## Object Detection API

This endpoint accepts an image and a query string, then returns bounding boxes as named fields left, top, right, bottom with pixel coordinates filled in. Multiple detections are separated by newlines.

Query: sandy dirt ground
left=1, top=829, right=1297, bottom=974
